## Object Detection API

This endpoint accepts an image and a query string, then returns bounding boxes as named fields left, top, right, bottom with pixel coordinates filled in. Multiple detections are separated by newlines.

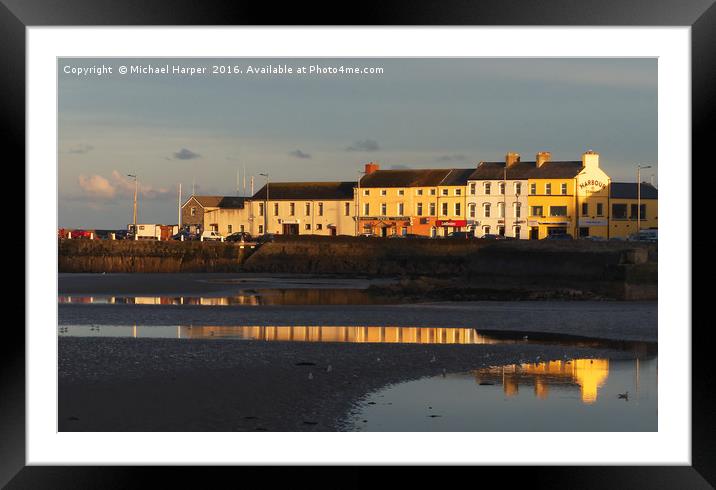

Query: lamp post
left=356, top=169, right=366, bottom=236
left=127, top=174, right=138, bottom=233
left=259, top=172, right=269, bottom=234
left=636, top=165, right=652, bottom=234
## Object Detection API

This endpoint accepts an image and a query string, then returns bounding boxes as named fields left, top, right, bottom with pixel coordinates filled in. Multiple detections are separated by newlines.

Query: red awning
left=435, top=220, right=467, bottom=227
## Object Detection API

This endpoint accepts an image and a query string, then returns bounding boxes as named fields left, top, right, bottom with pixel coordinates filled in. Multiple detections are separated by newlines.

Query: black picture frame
left=6, top=0, right=710, bottom=486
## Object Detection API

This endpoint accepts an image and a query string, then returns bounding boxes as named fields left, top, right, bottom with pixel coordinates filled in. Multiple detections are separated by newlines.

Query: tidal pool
left=346, top=357, right=657, bottom=431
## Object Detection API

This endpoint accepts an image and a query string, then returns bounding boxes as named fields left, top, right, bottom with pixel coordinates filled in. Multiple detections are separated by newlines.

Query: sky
left=58, top=58, right=657, bottom=229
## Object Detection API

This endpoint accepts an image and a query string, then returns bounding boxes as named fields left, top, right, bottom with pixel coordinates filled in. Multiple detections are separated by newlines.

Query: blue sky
left=58, top=58, right=657, bottom=228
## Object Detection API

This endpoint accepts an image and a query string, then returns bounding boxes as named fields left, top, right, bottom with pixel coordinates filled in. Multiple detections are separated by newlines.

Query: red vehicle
left=70, top=229, right=95, bottom=239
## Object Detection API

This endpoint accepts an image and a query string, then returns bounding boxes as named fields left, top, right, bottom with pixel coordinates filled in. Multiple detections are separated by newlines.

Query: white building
left=466, top=152, right=532, bottom=239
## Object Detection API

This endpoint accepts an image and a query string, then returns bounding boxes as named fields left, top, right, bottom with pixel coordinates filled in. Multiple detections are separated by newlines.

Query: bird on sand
left=430, top=355, right=436, bottom=363
left=618, top=391, right=629, bottom=400
left=308, top=372, right=314, bottom=380
left=326, top=365, right=332, bottom=373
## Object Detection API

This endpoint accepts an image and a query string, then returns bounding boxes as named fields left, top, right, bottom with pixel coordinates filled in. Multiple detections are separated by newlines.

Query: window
left=514, top=202, right=521, bottom=218
left=531, top=206, right=543, bottom=217
left=612, top=204, right=627, bottom=219
left=305, top=224, right=311, bottom=230
left=318, top=203, right=324, bottom=216
left=545, top=183, right=552, bottom=195
left=455, top=203, right=461, bottom=216
left=499, top=182, right=505, bottom=195
left=398, top=189, right=405, bottom=196
left=417, top=189, right=423, bottom=196
left=550, top=206, right=568, bottom=217
left=530, top=183, right=536, bottom=195
left=401, top=227, right=407, bottom=236
left=469, top=204, right=476, bottom=218
left=345, top=202, right=351, bottom=216
left=258, top=225, right=264, bottom=234
left=515, top=183, right=522, bottom=195
left=581, top=203, right=588, bottom=216
left=316, top=224, right=323, bottom=230
left=305, top=203, right=311, bottom=215
left=398, top=203, right=404, bottom=216
left=274, top=203, right=279, bottom=216
left=631, top=204, right=646, bottom=220
left=483, top=226, right=491, bottom=235
left=430, top=189, right=436, bottom=196
left=258, top=203, right=264, bottom=216
left=289, top=203, right=295, bottom=216
left=498, top=202, right=505, bottom=218
left=441, top=188, right=449, bottom=196
left=190, top=207, right=196, bottom=216
left=228, top=225, right=233, bottom=234
left=441, top=202, right=448, bottom=215
left=429, top=203, right=436, bottom=216
left=363, top=203, right=370, bottom=215
left=417, top=203, right=423, bottom=216
left=381, top=203, right=387, bottom=215
left=455, top=188, right=462, bottom=196
left=470, top=183, right=476, bottom=195
left=498, top=226, right=505, bottom=236
left=484, top=203, right=491, bottom=218
left=363, top=189, right=370, bottom=196
left=485, top=183, right=491, bottom=195
left=597, top=203, right=604, bottom=216
left=561, top=183, right=567, bottom=195
left=240, top=225, right=244, bottom=233
left=380, top=189, right=387, bottom=196
left=514, top=226, right=521, bottom=239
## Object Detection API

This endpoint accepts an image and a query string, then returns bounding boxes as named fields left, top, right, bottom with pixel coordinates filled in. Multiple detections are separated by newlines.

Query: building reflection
left=475, top=359, right=611, bottom=404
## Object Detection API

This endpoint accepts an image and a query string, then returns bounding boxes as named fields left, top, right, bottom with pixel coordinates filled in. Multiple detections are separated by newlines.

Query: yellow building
left=609, top=182, right=658, bottom=238
left=526, top=151, right=611, bottom=239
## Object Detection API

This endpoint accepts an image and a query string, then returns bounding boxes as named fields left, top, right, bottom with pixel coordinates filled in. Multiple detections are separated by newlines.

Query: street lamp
left=636, top=165, right=652, bottom=234
left=127, top=174, right=138, bottom=233
left=356, top=169, right=366, bottom=236
left=259, top=173, right=269, bottom=234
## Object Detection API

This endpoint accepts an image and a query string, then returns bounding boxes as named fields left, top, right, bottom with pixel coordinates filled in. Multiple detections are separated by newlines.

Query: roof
left=440, top=168, right=476, bottom=186
left=360, top=169, right=452, bottom=188
left=185, top=196, right=247, bottom=209
left=252, top=181, right=356, bottom=200
left=468, top=161, right=583, bottom=180
left=610, top=182, right=658, bottom=199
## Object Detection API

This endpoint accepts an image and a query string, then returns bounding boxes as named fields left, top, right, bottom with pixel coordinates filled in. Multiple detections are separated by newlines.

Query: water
left=347, top=357, right=657, bottom=431
left=58, top=288, right=386, bottom=306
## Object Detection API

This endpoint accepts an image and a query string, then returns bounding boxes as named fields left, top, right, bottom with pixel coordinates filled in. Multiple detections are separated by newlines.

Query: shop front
left=435, top=219, right=468, bottom=236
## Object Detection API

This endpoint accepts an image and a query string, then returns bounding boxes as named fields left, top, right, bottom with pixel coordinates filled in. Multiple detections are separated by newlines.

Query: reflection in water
left=349, top=357, right=658, bottom=431
left=58, top=289, right=385, bottom=306
left=59, top=325, right=508, bottom=344
left=475, top=359, right=610, bottom=404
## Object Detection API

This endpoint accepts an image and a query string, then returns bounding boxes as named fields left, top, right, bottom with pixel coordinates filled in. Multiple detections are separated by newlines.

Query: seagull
left=326, top=365, right=333, bottom=373
left=430, top=355, right=436, bottom=363
left=618, top=391, right=629, bottom=400
left=308, top=372, right=314, bottom=380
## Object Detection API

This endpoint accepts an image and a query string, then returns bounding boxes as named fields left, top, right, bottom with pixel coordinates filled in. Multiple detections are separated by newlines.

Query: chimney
left=582, top=150, right=599, bottom=169
left=364, top=162, right=380, bottom=174
left=505, top=152, right=520, bottom=167
left=536, top=151, right=552, bottom=168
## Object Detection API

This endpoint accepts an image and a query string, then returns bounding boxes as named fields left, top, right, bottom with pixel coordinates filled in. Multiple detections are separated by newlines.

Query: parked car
left=256, top=233, right=276, bottom=244
left=481, top=233, right=507, bottom=240
left=114, top=230, right=133, bottom=240
left=171, top=230, right=198, bottom=241
left=403, top=233, right=428, bottom=239
left=446, top=231, right=477, bottom=240
left=358, top=232, right=376, bottom=238
left=200, top=230, right=225, bottom=242
left=226, top=232, right=253, bottom=242
left=580, top=235, right=605, bottom=241
left=627, top=230, right=658, bottom=243
left=543, top=233, right=573, bottom=240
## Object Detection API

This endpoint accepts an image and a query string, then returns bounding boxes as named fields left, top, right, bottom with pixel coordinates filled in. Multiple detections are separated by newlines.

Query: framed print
left=6, top=0, right=712, bottom=486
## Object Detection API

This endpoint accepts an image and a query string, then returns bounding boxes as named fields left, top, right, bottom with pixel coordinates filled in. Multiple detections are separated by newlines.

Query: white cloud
left=78, top=171, right=172, bottom=201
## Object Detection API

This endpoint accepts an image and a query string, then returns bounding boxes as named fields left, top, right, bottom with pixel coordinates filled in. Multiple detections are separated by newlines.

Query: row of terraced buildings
left=180, top=150, right=657, bottom=240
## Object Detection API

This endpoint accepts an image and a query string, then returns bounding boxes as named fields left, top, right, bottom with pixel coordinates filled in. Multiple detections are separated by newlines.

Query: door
left=579, top=227, right=590, bottom=237
left=529, top=228, right=538, bottom=240
left=380, top=227, right=387, bottom=237
left=282, top=224, right=299, bottom=235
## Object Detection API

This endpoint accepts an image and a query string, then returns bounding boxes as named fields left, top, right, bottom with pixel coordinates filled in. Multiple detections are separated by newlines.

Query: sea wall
left=58, top=239, right=251, bottom=273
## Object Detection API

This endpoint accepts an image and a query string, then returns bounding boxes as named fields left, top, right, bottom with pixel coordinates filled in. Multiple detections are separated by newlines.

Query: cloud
left=346, top=139, right=380, bottom=152
left=173, top=148, right=201, bottom=160
left=289, top=149, right=311, bottom=159
left=78, top=171, right=172, bottom=201
left=436, top=154, right=467, bottom=162
left=78, top=174, right=115, bottom=199
left=68, top=144, right=94, bottom=154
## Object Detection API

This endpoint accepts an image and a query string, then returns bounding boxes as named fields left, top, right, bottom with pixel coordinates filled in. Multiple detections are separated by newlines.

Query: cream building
left=247, top=181, right=357, bottom=236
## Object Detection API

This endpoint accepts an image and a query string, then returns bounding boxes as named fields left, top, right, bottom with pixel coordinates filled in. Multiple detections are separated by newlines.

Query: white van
left=200, top=230, right=225, bottom=242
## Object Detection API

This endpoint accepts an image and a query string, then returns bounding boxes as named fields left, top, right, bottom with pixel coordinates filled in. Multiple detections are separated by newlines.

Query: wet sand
left=58, top=337, right=642, bottom=432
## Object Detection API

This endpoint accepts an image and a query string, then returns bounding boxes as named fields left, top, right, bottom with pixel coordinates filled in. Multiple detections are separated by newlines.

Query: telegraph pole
left=128, top=174, right=138, bottom=231
left=636, top=164, right=652, bottom=234
left=259, top=173, right=269, bottom=234
left=178, top=183, right=182, bottom=228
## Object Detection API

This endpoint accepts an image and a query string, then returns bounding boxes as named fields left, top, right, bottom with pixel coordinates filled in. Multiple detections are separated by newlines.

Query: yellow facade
left=249, top=198, right=355, bottom=236
left=609, top=197, right=658, bottom=238
left=526, top=178, right=577, bottom=239
left=434, top=184, right=468, bottom=236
